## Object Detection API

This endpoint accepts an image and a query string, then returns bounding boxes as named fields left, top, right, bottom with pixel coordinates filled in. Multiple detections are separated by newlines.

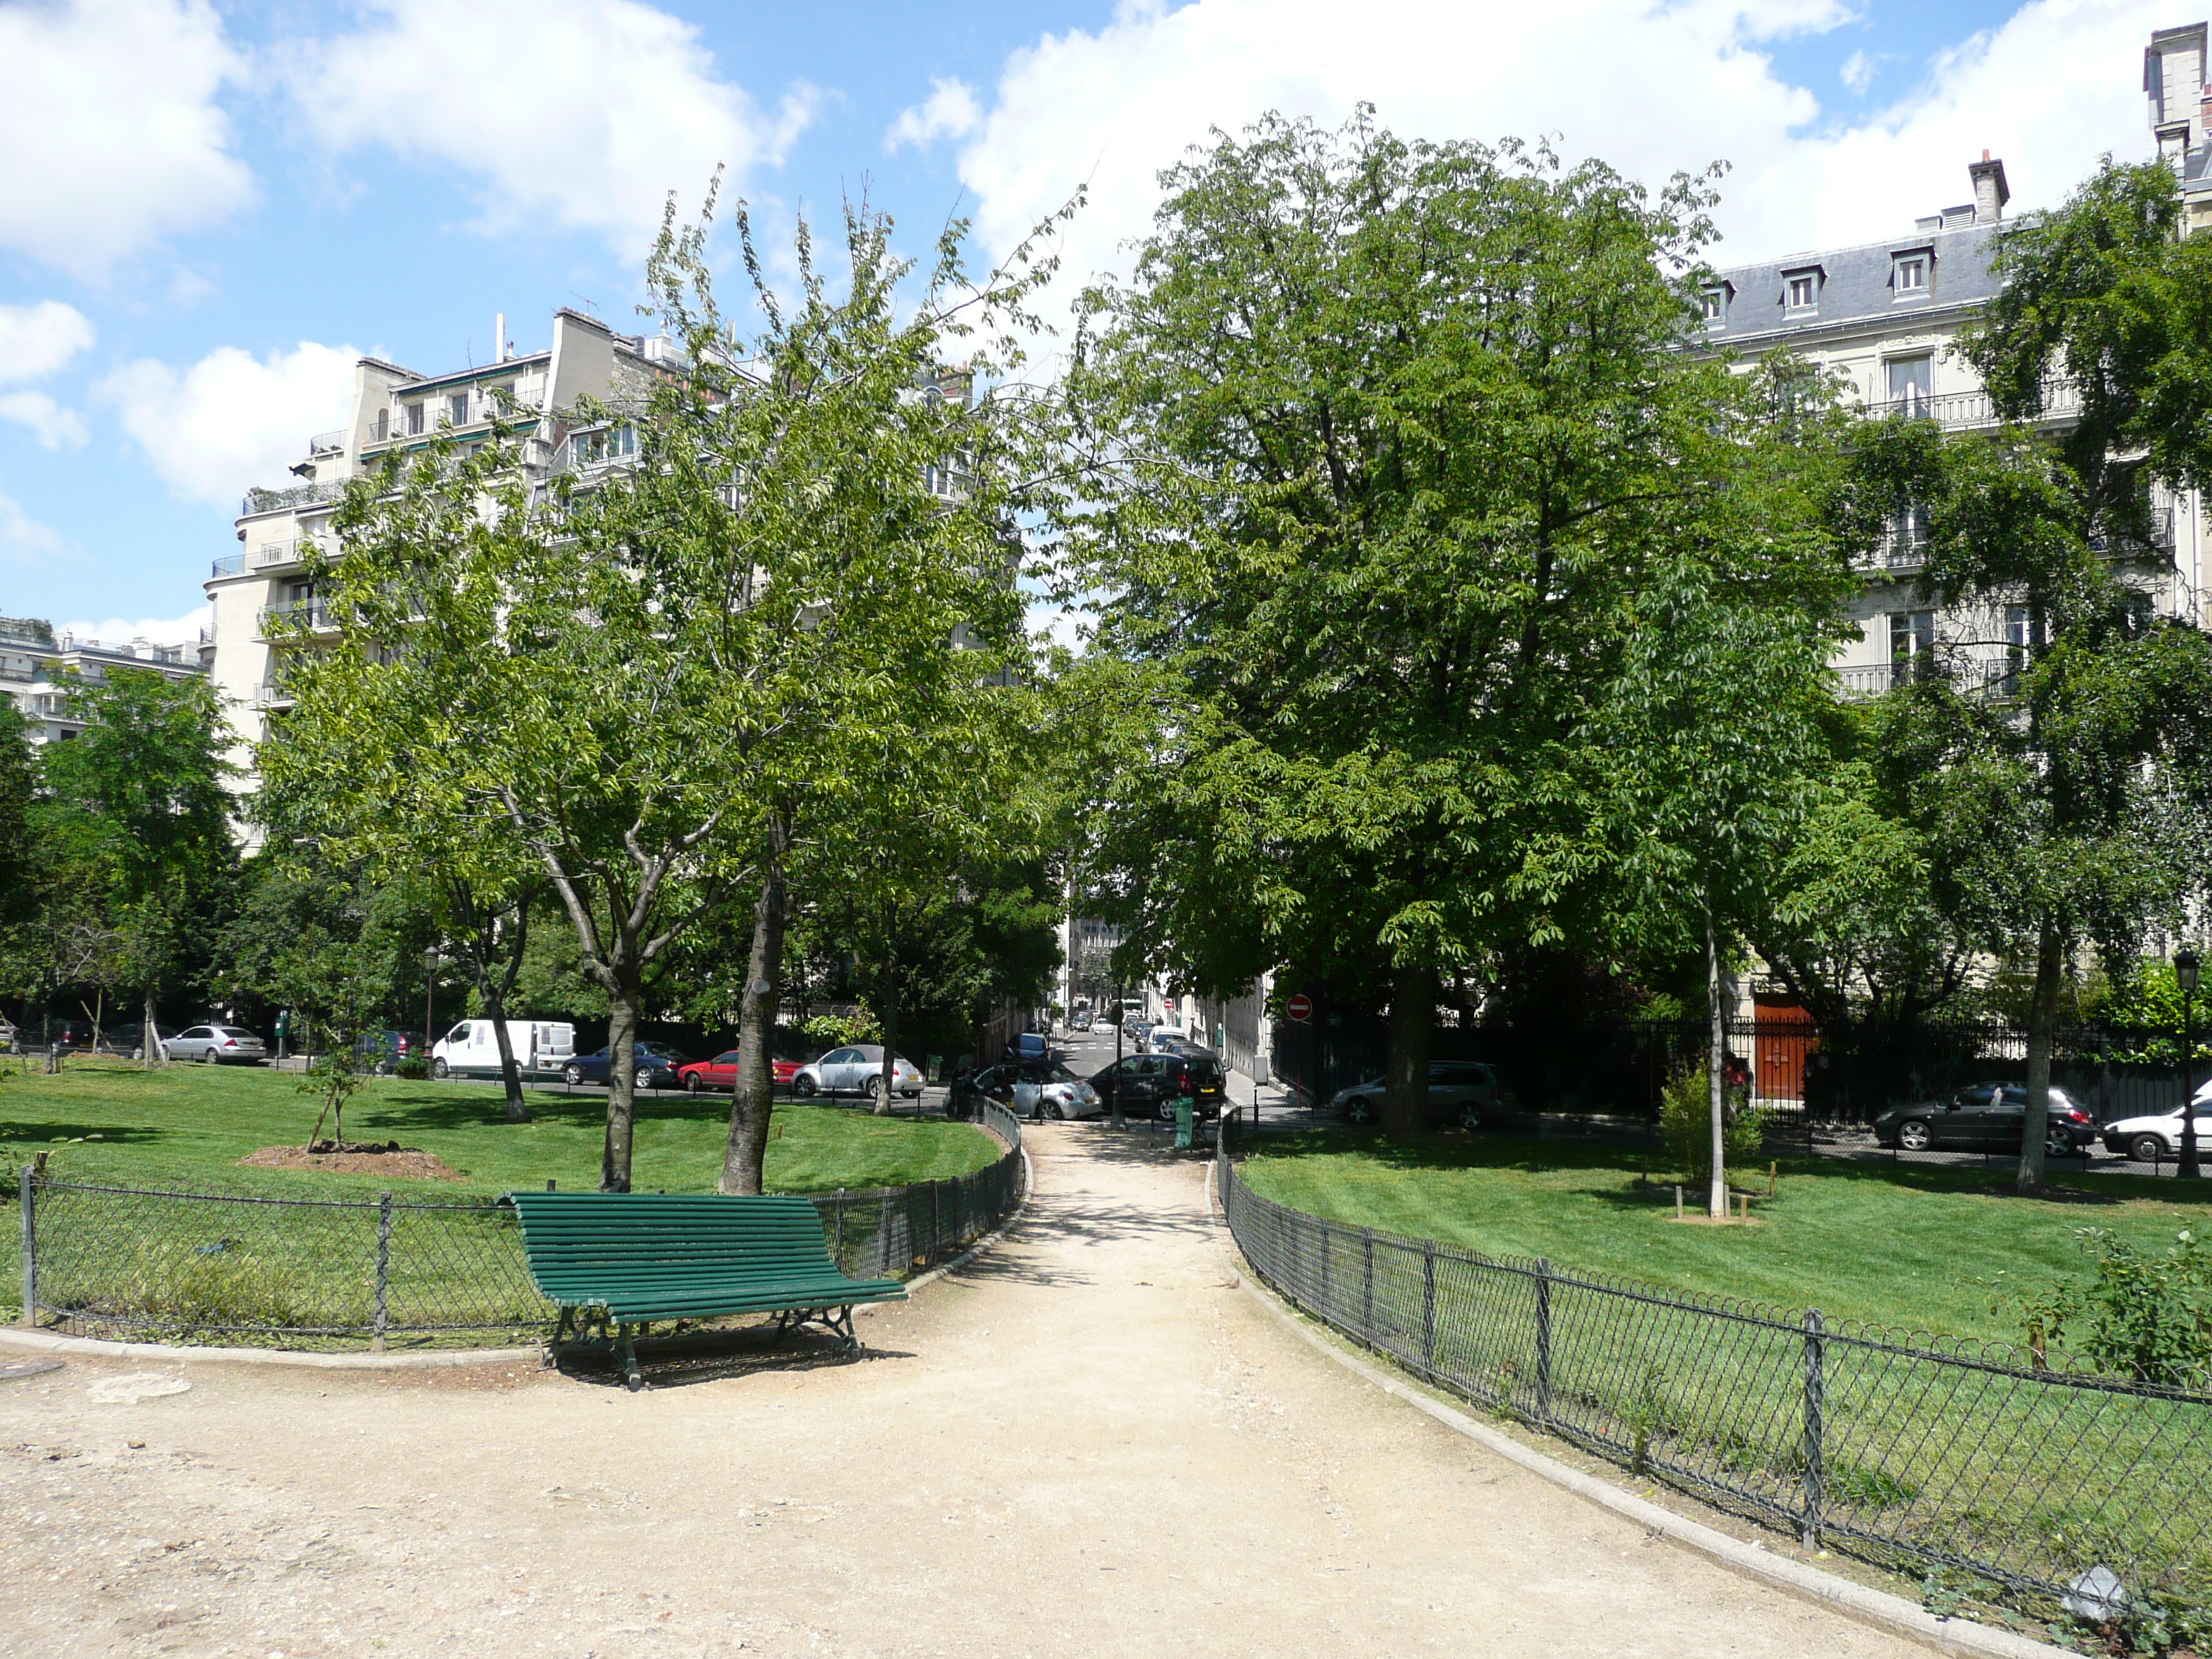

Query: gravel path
left=0, top=1125, right=1926, bottom=1658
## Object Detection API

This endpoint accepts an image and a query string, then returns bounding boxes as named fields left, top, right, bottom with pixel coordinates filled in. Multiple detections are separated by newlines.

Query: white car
left=2100, top=1082, right=2212, bottom=1161
left=972, top=1061, right=1104, bottom=1120
left=792, top=1045, right=925, bottom=1103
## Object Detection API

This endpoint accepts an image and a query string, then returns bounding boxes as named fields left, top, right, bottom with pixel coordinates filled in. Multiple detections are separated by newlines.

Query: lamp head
left=2179, top=948, right=2201, bottom=997
left=423, top=945, right=441, bottom=973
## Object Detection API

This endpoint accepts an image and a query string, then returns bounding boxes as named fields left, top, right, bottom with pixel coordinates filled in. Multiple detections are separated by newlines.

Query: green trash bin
left=1173, top=1097, right=1197, bottom=1151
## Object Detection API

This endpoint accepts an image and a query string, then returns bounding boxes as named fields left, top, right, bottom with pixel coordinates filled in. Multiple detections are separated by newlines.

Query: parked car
left=1873, top=1082, right=2097, bottom=1156
left=354, top=1030, right=431, bottom=1074
left=560, top=1041, right=692, bottom=1091
left=1330, top=1061, right=1515, bottom=1128
left=1005, top=1032, right=1049, bottom=1063
left=1086, top=1051, right=1228, bottom=1120
left=1071, top=1010, right=1094, bottom=1033
left=1120, top=1019, right=1151, bottom=1051
left=163, top=1023, right=269, bottom=1065
left=432, top=1020, right=576, bottom=1081
left=94, top=1021, right=147, bottom=1058
left=0, top=1018, right=14, bottom=1052
left=792, top=1046, right=925, bottom=1103
left=677, top=1048, right=805, bottom=1094
left=2100, top=1084, right=2212, bottom=1161
left=960, top=1061, right=1103, bottom=1120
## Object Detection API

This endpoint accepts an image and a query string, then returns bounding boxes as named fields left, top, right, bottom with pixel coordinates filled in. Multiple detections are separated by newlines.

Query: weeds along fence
left=1220, top=1155, right=2212, bottom=1622
left=12, top=1104, right=1024, bottom=1349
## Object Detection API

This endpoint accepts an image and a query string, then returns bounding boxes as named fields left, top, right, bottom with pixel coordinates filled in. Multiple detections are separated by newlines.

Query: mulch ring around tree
left=238, top=1143, right=464, bottom=1181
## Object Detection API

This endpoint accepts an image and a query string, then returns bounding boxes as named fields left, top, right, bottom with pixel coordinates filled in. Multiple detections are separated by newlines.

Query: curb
left=0, top=1141, right=1036, bottom=1371
left=1204, top=1160, right=2072, bottom=1659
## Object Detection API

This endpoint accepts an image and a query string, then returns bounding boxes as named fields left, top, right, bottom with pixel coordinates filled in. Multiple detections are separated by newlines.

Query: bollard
left=1674, top=1184, right=1683, bottom=1220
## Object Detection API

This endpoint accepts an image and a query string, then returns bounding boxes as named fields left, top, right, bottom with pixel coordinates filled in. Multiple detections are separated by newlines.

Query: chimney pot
left=1969, top=155, right=2010, bottom=224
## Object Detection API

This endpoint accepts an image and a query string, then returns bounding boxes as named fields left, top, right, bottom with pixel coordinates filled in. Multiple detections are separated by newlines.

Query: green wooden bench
left=505, top=1191, right=907, bottom=1390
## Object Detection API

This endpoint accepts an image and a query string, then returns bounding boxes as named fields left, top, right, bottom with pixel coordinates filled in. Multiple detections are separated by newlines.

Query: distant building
left=0, top=614, right=211, bottom=745
left=202, top=307, right=678, bottom=790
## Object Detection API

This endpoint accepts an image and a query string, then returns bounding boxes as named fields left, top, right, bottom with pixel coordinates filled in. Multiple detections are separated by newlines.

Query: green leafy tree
left=37, top=668, right=235, bottom=1065
left=1058, top=112, right=1839, bottom=1135
left=1855, top=158, right=2212, bottom=1193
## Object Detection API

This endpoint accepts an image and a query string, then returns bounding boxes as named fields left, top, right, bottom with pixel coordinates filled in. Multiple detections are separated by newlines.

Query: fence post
left=930, top=1180, right=943, bottom=1264
left=1319, top=1223, right=1332, bottom=1316
left=1534, top=1258, right=1553, bottom=1424
left=835, top=1189, right=847, bottom=1269
left=1802, top=1308, right=1825, bottom=1549
left=372, top=1192, right=394, bottom=1354
left=1362, top=1228, right=1375, bottom=1339
left=18, top=1165, right=35, bottom=1329
left=1421, top=1241, right=1437, bottom=1374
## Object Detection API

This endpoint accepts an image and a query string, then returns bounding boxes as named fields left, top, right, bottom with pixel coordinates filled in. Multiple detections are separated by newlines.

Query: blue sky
left=0, top=0, right=2187, bottom=644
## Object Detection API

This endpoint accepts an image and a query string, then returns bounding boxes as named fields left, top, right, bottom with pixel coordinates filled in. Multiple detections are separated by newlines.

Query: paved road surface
left=0, top=1119, right=1925, bottom=1657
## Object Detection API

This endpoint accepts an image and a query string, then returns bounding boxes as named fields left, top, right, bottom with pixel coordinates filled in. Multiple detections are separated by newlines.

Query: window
left=405, top=403, right=424, bottom=436
left=1786, top=274, right=1818, bottom=309
left=1893, top=255, right=1928, bottom=295
left=1887, top=355, right=1933, bottom=415
left=1889, top=610, right=1936, bottom=686
left=372, top=408, right=389, bottom=442
left=1701, top=289, right=1724, bottom=322
left=1886, top=502, right=1928, bottom=567
left=449, top=392, right=469, bottom=425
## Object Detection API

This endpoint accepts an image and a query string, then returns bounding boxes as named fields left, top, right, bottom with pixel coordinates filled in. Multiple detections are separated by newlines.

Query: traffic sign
left=1285, top=992, right=1313, bottom=1022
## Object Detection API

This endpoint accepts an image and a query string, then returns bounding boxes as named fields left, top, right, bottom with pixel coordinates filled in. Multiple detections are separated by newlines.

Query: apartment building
left=202, top=306, right=680, bottom=786
left=1702, top=19, right=2211, bottom=698
left=1, top=614, right=210, bottom=745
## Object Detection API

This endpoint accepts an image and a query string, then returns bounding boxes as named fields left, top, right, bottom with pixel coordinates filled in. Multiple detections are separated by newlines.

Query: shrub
left=394, top=1057, right=429, bottom=1081
left=1997, top=1227, right=2212, bottom=1389
left=1659, top=1058, right=1767, bottom=1186
left=794, top=1011, right=881, bottom=1048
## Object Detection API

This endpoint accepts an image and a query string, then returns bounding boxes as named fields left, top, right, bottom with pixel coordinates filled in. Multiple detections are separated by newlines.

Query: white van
left=430, top=1020, right=575, bottom=1080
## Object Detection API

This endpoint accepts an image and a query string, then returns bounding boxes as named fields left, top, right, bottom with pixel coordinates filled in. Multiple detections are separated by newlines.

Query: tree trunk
left=602, top=986, right=639, bottom=1192
left=1708, top=914, right=1729, bottom=1220
left=142, top=986, right=163, bottom=1069
left=2017, top=917, right=2063, bottom=1195
left=875, top=961, right=899, bottom=1118
left=484, top=996, right=527, bottom=1124
left=719, top=829, right=788, bottom=1195
left=1382, top=959, right=1436, bottom=1137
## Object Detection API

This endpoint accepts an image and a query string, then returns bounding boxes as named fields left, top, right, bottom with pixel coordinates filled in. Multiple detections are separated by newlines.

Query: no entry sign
left=1285, top=992, right=1313, bottom=1022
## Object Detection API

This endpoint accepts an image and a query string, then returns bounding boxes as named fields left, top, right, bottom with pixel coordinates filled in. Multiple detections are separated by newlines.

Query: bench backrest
left=505, top=1192, right=842, bottom=1295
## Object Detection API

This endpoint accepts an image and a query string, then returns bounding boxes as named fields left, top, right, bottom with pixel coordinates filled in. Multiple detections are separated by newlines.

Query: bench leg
left=544, top=1306, right=574, bottom=1368
left=617, top=1322, right=643, bottom=1393
left=835, top=1305, right=860, bottom=1354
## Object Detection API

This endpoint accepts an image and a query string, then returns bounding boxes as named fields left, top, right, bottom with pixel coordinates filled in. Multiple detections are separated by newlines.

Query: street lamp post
left=423, top=946, right=441, bottom=1075
left=2180, top=948, right=2201, bottom=1179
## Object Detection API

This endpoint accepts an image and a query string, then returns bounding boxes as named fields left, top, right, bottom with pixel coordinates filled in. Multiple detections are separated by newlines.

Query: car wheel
left=562, top=1063, right=581, bottom=1086
left=634, top=1066, right=654, bottom=1092
left=685, top=1073, right=703, bottom=1094
left=2045, top=1130, right=2074, bottom=1159
left=794, top=1075, right=817, bottom=1098
left=1049, top=1100, right=1067, bottom=1120
left=1459, top=1107, right=1483, bottom=1130
left=868, top=1076, right=887, bottom=1105
left=199, top=1047, right=219, bottom=1064
left=1346, top=1098, right=1373, bottom=1125
left=428, top=1057, right=448, bottom=1079
left=2131, top=1133, right=2168, bottom=1164
left=1896, top=1118, right=1933, bottom=1152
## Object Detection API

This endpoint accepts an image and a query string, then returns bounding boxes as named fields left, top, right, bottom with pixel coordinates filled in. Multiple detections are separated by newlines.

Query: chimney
left=495, top=312, right=507, bottom=361
left=1970, top=153, right=2010, bottom=223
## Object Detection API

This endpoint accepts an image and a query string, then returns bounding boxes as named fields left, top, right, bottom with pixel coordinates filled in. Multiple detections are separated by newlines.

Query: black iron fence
left=14, top=1104, right=1024, bottom=1349
left=1220, top=1154, right=2212, bottom=1624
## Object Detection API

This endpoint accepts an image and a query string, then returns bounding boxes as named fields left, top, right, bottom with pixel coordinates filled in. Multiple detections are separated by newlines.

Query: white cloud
left=55, top=603, right=212, bottom=648
left=0, top=485, right=66, bottom=564
left=0, top=392, right=89, bottom=451
left=284, top=0, right=818, bottom=257
left=946, top=0, right=2177, bottom=305
left=0, top=0, right=251, bottom=275
left=1840, top=48, right=1882, bottom=93
left=101, top=343, right=359, bottom=506
left=0, top=302, right=96, bottom=385
left=887, top=77, right=984, bottom=152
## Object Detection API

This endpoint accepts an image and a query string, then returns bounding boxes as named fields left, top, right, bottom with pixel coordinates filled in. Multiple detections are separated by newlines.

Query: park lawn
left=1238, top=1130, right=2212, bottom=1348
left=0, top=1056, right=999, bottom=1200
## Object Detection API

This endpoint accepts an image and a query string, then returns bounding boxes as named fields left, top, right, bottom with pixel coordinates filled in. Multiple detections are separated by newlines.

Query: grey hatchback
left=163, top=1024, right=269, bottom=1064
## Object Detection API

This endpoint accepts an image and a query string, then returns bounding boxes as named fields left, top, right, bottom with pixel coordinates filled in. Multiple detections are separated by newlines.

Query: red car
left=678, top=1049, right=801, bottom=1094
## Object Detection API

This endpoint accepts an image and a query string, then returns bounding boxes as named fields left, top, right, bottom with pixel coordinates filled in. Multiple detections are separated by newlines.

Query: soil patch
left=237, top=1143, right=464, bottom=1181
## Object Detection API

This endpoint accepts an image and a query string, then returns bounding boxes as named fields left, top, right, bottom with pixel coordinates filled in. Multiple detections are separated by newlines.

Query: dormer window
left=1890, top=246, right=1935, bottom=302
left=1701, top=289, right=1722, bottom=321
left=1786, top=273, right=1819, bottom=310
left=1894, top=256, right=1926, bottom=292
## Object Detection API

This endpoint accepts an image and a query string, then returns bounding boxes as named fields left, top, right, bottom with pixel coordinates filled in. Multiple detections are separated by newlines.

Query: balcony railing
left=307, top=428, right=346, bottom=455
left=1858, top=382, right=2082, bottom=430
left=257, top=598, right=335, bottom=634
left=240, top=480, right=347, bottom=518
left=210, top=552, right=246, bottom=578
left=248, top=680, right=296, bottom=711
left=1833, top=656, right=2023, bottom=701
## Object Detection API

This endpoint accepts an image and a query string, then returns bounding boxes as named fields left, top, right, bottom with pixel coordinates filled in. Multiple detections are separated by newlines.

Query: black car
left=1873, top=1082, right=2097, bottom=1156
left=1087, top=1051, right=1228, bottom=1120
left=561, top=1041, right=692, bottom=1090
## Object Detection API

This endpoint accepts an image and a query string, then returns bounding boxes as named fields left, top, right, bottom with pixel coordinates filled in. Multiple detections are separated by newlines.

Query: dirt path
left=0, top=1127, right=1925, bottom=1658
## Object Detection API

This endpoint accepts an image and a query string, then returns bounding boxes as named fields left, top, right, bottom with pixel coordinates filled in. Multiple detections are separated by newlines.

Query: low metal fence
left=1219, top=1153, right=2212, bottom=1625
left=14, top=1104, right=1023, bottom=1349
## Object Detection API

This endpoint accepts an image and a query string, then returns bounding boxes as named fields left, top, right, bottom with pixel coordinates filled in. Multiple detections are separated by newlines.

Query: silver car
left=1332, top=1061, right=1514, bottom=1128
left=164, top=1024, right=269, bottom=1065
left=792, top=1045, right=925, bottom=1102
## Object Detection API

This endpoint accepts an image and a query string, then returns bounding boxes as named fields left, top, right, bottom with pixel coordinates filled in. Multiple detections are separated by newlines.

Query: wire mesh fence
left=1219, top=1153, right=2212, bottom=1624
left=15, top=1105, right=1023, bottom=1350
